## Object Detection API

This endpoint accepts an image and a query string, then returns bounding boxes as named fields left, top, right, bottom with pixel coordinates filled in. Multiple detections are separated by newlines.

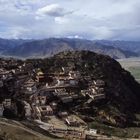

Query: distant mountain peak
left=0, top=38, right=139, bottom=59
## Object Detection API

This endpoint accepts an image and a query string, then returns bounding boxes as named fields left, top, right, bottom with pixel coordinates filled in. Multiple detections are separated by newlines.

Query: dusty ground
left=0, top=118, right=62, bottom=140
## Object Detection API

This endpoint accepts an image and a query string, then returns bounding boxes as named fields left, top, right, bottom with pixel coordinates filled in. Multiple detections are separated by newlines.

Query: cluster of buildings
left=0, top=59, right=107, bottom=138
left=22, top=68, right=83, bottom=121
left=81, top=79, right=106, bottom=101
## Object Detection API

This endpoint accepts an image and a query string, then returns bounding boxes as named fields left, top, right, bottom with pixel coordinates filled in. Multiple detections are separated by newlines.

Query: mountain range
left=0, top=38, right=140, bottom=59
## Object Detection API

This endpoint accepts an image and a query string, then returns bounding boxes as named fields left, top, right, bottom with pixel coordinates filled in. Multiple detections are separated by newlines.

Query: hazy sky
left=0, top=0, right=140, bottom=40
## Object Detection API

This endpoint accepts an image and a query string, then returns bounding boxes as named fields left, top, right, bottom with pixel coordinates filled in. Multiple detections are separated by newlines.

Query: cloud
left=36, top=4, right=73, bottom=17
left=0, top=0, right=140, bottom=40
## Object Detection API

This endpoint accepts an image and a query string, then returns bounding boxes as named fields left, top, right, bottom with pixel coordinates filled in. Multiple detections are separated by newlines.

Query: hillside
left=34, top=51, right=140, bottom=127
left=1, top=38, right=138, bottom=59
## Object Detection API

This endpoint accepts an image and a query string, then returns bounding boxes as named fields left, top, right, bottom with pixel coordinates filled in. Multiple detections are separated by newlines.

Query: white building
left=89, top=129, right=97, bottom=134
left=23, top=101, right=32, bottom=118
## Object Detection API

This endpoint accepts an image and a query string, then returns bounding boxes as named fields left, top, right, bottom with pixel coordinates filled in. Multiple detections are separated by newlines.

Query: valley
left=118, top=58, right=140, bottom=83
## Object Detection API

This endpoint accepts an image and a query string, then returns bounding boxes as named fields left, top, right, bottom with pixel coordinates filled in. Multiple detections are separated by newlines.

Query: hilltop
left=39, top=51, right=140, bottom=127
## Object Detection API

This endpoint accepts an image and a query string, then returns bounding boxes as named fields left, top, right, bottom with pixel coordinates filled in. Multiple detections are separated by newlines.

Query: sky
left=0, top=0, right=140, bottom=40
